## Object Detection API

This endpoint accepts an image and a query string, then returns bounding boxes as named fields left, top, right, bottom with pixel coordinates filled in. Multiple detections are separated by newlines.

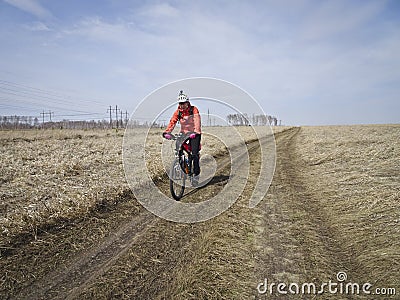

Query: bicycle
left=163, top=132, right=199, bottom=200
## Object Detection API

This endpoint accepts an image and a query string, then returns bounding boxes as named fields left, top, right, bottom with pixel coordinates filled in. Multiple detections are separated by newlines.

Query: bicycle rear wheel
left=170, top=159, right=186, bottom=200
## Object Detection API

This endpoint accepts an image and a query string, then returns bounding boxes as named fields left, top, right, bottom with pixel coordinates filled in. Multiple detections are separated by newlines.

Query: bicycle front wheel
left=169, top=159, right=186, bottom=200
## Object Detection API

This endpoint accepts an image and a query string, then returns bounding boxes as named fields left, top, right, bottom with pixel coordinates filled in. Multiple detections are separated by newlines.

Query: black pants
left=189, top=134, right=201, bottom=175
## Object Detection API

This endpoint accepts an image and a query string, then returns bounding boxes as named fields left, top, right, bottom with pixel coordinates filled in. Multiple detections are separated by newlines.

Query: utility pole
left=40, top=111, right=54, bottom=128
left=41, top=110, right=45, bottom=124
left=107, top=105, right=121, bottom=128
left=115, top=105, right=119, bottom=128
left=124, top=110, right=129, bottom=127
left=107, top=106, right=112, bottom=128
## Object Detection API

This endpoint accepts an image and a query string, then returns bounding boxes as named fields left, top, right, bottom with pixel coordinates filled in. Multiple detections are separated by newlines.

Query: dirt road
left=254, top=126, right=399, bottom=299
left=2, top=127, right=398, bottom=299
left=253, top=127, right=357, bottom=299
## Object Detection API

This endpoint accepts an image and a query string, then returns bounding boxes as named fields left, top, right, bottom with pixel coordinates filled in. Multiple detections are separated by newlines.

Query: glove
left=189, top=133, right=196, bottom=139
left=164, top=133, right=172, bottom=140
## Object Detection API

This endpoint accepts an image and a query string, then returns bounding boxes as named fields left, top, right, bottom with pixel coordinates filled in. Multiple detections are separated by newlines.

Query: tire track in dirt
left=15, top=209, right=156, bottom=299
left=9, top=128, right=293, bottom=299
left=253, top=127, right=360, bottom=299
left=14, top=134, right=266, bottom=299
left=16, top=197, right=207, bottom=299
left=75, top=138, right=268, bottom=299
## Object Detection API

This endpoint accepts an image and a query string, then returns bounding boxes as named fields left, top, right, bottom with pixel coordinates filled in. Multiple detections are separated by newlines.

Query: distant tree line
left=1, top=113, right=280, bottom=130
left=0, top=115, right=159, bottom=130
left=226, top=113, right=279, bottom=126
left=0, top=115, right=40, bottom=129
left=0, top=115, right=111, bottom=130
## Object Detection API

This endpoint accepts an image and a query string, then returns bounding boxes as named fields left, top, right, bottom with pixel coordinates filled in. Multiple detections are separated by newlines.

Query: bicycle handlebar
left=162, top=132, right=194, bottom=141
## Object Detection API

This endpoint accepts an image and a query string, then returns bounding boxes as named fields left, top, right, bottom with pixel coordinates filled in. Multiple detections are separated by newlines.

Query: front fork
left=178, top=150, right=192, bottom=176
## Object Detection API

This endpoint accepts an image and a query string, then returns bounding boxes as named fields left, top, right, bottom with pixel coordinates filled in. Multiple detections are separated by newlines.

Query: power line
left=0, top=80, right=109, bottom=116
left=55, top=113, right=105, bottom=117
left=0, top=100, right=105, bottom=116
left=0, top=103, right=43, bottom=112
left=0, top=90, right=104, bottom=114
left=0, top=79, right=107, bottom=106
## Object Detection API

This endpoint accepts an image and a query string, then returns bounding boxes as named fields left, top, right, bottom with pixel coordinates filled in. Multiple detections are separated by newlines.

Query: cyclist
left=163, top=91, right=202, bottom=186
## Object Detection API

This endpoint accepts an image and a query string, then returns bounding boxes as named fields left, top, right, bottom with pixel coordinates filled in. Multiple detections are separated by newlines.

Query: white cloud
left=64, top=16, right=130, bottom=42
left=138, top=3, right=179, bottom=19
left=23, top=21, right=51, bottom=31
left=300, top=0, right=386, bottom=41
left=3, top=0, right=52, bottom=19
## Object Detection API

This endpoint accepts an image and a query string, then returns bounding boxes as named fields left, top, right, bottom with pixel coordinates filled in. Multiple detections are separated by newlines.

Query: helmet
left=177, top=90, right=189, bottom=103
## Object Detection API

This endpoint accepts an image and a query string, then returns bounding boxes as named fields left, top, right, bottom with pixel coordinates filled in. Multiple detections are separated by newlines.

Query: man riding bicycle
left=163, top=91, right=202, bottom=186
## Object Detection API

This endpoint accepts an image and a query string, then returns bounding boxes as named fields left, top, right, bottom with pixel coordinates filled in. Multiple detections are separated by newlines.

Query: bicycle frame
left=166, top=132, right=195, bottom=200
left=173, top=133, right=193, bottom=176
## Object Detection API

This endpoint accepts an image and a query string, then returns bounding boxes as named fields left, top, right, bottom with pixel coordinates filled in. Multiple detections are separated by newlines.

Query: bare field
left=1, top=129, right=127, bottom=245
left=0, top=126, right=284, bottom=247
left=0, top=124, right=398, bottom=299
left=297, top=125, right=400, bottom=288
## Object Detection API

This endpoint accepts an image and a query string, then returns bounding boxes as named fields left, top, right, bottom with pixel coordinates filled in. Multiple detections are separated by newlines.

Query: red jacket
left=165, top=104, right=201, bottom=134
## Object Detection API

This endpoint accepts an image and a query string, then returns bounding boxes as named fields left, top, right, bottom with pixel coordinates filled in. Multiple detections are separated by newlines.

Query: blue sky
left=0, top=0, right=399, bottom=125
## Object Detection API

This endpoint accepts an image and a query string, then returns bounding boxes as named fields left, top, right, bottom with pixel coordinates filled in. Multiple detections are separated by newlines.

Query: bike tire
left=170, top=159, right=186, bottom=200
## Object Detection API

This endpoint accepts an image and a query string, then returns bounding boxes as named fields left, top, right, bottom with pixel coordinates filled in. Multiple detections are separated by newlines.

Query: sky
left=0, top=0, right=399, bottom=125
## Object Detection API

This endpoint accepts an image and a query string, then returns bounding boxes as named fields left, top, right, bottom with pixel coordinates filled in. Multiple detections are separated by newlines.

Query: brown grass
left=2, top=124, right=396, bottom=299
left=296, top=125, right=400, bottom=289
left=0, top=129, right=128, bottom=248
left=0, top=126, right=283, bottom=249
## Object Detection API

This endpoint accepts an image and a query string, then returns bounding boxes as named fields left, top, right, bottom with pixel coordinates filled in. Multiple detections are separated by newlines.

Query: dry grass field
left=297, top=125, right=400, bottom=289
left=0, top=126, right=278, bottom=245
left=0, top=129, right=128, bottom=245
left=0, top=124, right=398, bottom=299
